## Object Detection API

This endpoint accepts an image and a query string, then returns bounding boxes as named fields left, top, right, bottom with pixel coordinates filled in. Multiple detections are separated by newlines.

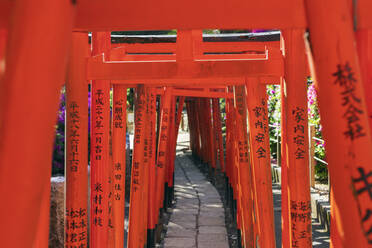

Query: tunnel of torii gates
left=1, top=1, right=372, bottom=248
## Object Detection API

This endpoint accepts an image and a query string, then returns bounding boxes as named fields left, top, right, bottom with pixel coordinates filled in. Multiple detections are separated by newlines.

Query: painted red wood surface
left=246, top=79, right=276, bottom=248
left=112, top=85, right=127, bottom=248
left=128, top=85, right=147, bottom=248
left=65, top=32, right=89, bottom=248
left=90, top=32, right=111, bottom=248
left=306, top=0, right=372, bottom=245
left=0, top=1, right=75, bottom=247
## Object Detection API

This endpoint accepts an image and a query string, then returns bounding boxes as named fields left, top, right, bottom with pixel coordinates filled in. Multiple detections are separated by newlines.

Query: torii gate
left=1, top=0, right=372, bottom=248
left=66, top=29, right=283, bottom=248
left=77, top=30, right=283, bottom=248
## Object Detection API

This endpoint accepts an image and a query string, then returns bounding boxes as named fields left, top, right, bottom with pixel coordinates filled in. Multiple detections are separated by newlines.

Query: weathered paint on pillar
left=0, top=0, right=75, bottom=246
left=246, top=78, right=276, bottom=248
left=112, top=85, right=127, bottom=248
left=90, top=31, right=111, bottom=248
left=282, top=29, right=312, bottom=248
left=65, top=32, right=89, bottom=248
left=305, top=0, right=372, bottom=245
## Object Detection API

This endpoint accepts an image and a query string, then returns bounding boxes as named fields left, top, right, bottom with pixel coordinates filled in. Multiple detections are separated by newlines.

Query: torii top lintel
left=1, top=0, right=372, bottom=30
left=87, top=30, right=283, bottom=84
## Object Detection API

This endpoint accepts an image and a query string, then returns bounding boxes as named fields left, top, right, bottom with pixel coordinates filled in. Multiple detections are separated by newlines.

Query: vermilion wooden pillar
left=185, top=101, right=194, bottom=153
left=147, top=88, right=157, bottom=247
left=0, top=29, right=5, bottom=80
left=175, top=97, right=186, bottom=137
left=165, top=96, right=176, bottom=208
left=246, top=78, right=276, bottom=248
left=305, top=0, right=372, bottom=246
left=212, top=99, right=220, bottom=169
left=0, top=1, right=75, bottom=247
left=226, top=95, right=239, bottom=221
left=356, top=30, right=372, bottom=136
left=169, top=96, right=185, bottom=204
left=65, top=32, right=89, bottom=248
left=212, top=98, right=225, bottom=172
left=280, top=33, right=290, bottom=248
left=197, top=99, right=206, bottom=163
left=225, top=98, right=233, bottom=193
left=206, top=98, right=216, bottom=170
left=234, top=85, right=255, bottom=248
left=128, top=85, right=147, bottom=247
left=329, top=190, right=343, bottom=247
left=199, top=99, right=208, bottom=164
left=280, top=77, right=290, bottom=248
left=112, top=85, right=127, bottom=248
left=155, top=87, right=172, bottom=219
left=142, top=87, right=152, bottom=247
left=90, top=31, right=111, bottom=248
left=175, top=97, right=185, bottom=155
left=194, top=100, right=202, bottom=158
left=232, top=109, right=245, bottom=247
left=282, top=29, right=312, bottom=248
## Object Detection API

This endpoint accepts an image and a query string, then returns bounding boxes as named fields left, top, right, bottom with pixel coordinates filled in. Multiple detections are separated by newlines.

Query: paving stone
left=199, top=226, right=227, bottom=235
left=199, top=211, right=225, bottom=218
left=165, top=146, right=229, bottom=248
left=201, top=203, right=223, bottom=208
left=166, top=223, right=196, bottom=238
left=175, top=193, right=198, bottom=201
left=199, top=197, right=222, bottom=204
left=176, top=190, right=197, bottom=195
left=175, top=201, right=199, bottom=209
left=198, top=240, right=229, bottom=248
left=176, top=196, right=198, bottom=202
left=174, top=186, right=194, bottom=191
left=164, top=237, right=196, bottom=248
left=198, top=233, right=228, bottom=242
left=172, top=207, right=199, bottom=215
left=199, top=215, right=225, bottom=226
left=168, top=220, right=196, bottom=229
left=197, top=187, right=218, bottom=194
left=170, top=212, right=197, bottom=220
left=197, top=192, right=218, bottom=198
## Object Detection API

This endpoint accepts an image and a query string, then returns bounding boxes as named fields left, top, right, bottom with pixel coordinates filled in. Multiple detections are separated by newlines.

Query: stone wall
left=49, top=176, right=64, bottom=248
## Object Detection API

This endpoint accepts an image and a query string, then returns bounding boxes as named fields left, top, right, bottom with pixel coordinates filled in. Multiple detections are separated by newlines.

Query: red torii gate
left=0, top=0, right=372, bottom=247
left=81, top=30, right=282, bottom=248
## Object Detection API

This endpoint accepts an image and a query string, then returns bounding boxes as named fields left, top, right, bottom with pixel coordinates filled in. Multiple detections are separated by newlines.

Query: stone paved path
left=164, top=153, right=229, bottom=248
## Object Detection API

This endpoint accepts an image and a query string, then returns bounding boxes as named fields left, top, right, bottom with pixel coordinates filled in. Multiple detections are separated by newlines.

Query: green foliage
left=52, top=88, right=65, bottom=176
left=266, top=85, right=281, bottom=160
left=307, top=78, right=327, bottom=181
left=127, top=88, right=134, bottom=111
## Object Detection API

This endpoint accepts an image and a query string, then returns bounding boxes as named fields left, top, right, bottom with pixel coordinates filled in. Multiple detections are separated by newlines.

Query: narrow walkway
left=164, top=153, right=229, bottom=248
